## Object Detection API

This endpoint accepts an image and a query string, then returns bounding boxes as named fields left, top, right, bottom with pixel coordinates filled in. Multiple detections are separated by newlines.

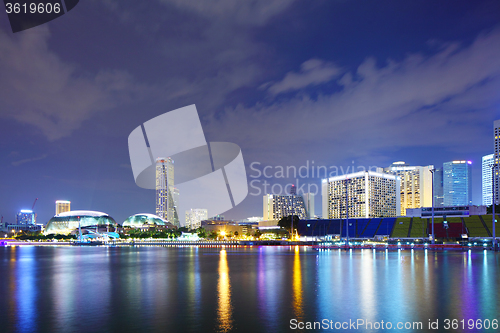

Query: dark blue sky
left=1, top=0, right=499, bottom=225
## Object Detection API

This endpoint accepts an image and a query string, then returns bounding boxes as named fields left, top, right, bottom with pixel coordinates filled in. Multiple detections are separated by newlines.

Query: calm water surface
left=0, top=246, right=499, bottom=332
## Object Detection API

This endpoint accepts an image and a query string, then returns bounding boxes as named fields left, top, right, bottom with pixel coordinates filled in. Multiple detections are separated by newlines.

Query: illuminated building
left=494, top=119, right=500, bottom=204
left=322, top=170, right=400, bottom=219
left=185, top=209, right=208, bottom=229
left=263, top=194, right=307, bottom=221
left=45, top=210, right=117, bottom=235
left=443, top=160, right=472, bottom=206
left=482, top=154, right=494, bottom=206
left=16, top=209, right=35, bottom=225
left=123, top=213, right=172, bottom=228
left=156, top=157, right=179, bottom=226
left=385, top=162, right=433, bottom=216
left=433, top=168, right=444, bottom=207
left=55, top=200, right=71, bottom=215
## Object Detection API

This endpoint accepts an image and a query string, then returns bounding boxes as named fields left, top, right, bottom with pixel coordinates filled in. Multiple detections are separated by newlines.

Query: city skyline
left=0, top=1, right=499, bottom=225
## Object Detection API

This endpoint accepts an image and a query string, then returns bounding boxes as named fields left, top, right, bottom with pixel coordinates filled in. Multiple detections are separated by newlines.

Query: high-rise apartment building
left=55, top=200, right=71, bottom=215
left=433, top=168, right=444, bottom=207
left=16, top=210, right=35, bottom=225
left=156, top=157, right=179, bottom=226
left=263, top=194, right=307, bottom=221
left=385, top=162, right=433, bottom=216
left=482, top=154, right=494, bottom=206
left=302, top=192, right=315, bottom=218
left=322, top=170, right=400, bottom=219
left=494, top=119, right=500, bottom=204
left=443, top=160, right=472, bottom=206
left=185, top=209, right=208, bottom=230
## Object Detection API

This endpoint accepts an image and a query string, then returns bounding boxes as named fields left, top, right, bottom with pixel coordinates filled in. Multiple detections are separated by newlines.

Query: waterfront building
left=385, top=162, right=433, bottom=216
left=322, top=170, right=400, bottom=219
left=155, top=157, right=179, bottom=226
left=55, top=200, right=71, bottom=215
left=16, top=210, right=35, bottom=225
left=494, top=119, right=500, bottom=204
left=45, top=210, right=117, bottom=235
left=122, top=213, right=174, bottom=229
left=263, top=194, right=307, bottom=221
left=185, top=209, right=208, bottom=230
left=433, top=168, right=444, bottom=207
left=302, top=193, right=315, bottom=218
left=405, top=205, right=487, bottom=218
left=443, top=160, right=472, bottom=206
left=482, top=154, right=494, bottom=206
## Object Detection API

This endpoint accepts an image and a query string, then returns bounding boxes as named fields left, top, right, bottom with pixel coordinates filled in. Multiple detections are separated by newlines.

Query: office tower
left=289, top=184, right=297, bottom=195
left=55, top=200, right=71, bottom=215
left=185, top=209, right=208, bottom=229
left=302, top=192, right=315, bottom=218
left=443, top=160, right=472, bottom=206
left=156, top=157, right=179, bottom=226
left=385, top=162, right=433, bottom=216
left=322, top=170, right=400, bottom=219
left=482, top=154, right=494, bottom=206
left=494, top=119, right=500, bottom=204
left=433, top=168, right=444, bottom=207
left=263, top=194, right=307, bottom=221
left=16, top=210, right=35, bottom=225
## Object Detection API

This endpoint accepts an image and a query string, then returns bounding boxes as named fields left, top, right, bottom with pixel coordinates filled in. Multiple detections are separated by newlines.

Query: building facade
left=433, top=168, right=444, bottom=207
left=16, top=210, right=35, bottom=225
left=55, top=200, right=71, bottom=215
left=443, top=160, right=472, bottom=206
left=185, top=209, right=208, bottom=230
left=494, top=120, right=500, bottom=204
left=155, top=157, right=179, bottom=227
left=385, top=162, right=433, bottom=216
left=322, top=171, right=400, bottom=219
left=263, top=194, right=307, bottom=221
left=482, top=154, right=494, bottom=206
left=302, top=193, right=315, bottom=218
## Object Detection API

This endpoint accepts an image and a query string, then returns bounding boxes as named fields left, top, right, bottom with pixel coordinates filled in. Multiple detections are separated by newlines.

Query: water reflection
left=217, top=249, right=233, bottom=332
left=292, top=246, right=304, bottom=320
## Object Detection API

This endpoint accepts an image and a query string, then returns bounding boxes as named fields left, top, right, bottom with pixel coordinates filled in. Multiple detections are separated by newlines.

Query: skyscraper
left=322, top=170, right=400, bottom=219
left=156, top=157, right=179, bottom=226
left=16, top=210, right=35, bottom=225
left=263, top=194, right=307, bottom=221
left=494, top=119, right=500, bottom=205
left=185, top=209, right=208, bottom=230
left=302, top=192, right=315, bottom=218
left=385, top=162, right=433, bottom=216
left=55, top=200, right=71, bottom=215
left=482, top=154, right=494, bottom=206
left=443, top=160, right=472, bottom=206
left=433, top=168, right=444, bottom=207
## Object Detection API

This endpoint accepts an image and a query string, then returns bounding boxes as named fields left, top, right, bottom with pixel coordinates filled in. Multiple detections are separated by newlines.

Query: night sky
left=1, top=0, right=499, bottom=225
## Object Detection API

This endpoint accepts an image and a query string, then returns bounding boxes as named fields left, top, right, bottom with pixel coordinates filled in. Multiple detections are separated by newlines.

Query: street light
left=429, top=169, right=435, bottom=245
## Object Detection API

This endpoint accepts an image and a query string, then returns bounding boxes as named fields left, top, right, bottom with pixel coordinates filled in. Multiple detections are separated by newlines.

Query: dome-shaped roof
left=45, top=211, right=116, bottom=235
left=123, top=213, right=167, bottom=227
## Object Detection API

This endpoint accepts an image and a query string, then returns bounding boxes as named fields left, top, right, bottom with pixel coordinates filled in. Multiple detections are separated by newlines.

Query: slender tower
left=156, top=157, right=179, bottom=226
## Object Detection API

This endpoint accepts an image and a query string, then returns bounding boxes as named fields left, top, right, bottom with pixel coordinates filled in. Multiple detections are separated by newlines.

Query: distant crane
left=32, top=198, right=38, bottom=211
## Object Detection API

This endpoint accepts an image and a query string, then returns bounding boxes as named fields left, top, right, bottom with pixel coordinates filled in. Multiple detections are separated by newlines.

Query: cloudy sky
left=1, top=0, right=499, bottom=224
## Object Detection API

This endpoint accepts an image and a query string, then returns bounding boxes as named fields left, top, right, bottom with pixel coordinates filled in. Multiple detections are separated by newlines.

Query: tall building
left=302, top=193, right=315, bottom=218
left=322, top=170, right=400, bottom=219
left=55, top=200, right=71, bottom=215
left=156, top=157, right=179, bottom=227
left=443, top=160, right=472, bottom=206
left=385, top=162, right=433, bottom=216
left=16, top=210, right=35, bottom=225
left=494, top=119, right=500, bottom=204
left=433, top=168, right=444, bottom=207
left=263, top=194, right=307, bottom=221
left=185, top=209, right=208, bottom=230
left=482, top=154, right=494, bottom=206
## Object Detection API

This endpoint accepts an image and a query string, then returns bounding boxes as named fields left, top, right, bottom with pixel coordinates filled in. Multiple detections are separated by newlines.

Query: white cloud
left=267, top=59, right=342, bottom=95
left=12, top=154, right=48, bottom=166
left=207, top=27, right=500, bottom=165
